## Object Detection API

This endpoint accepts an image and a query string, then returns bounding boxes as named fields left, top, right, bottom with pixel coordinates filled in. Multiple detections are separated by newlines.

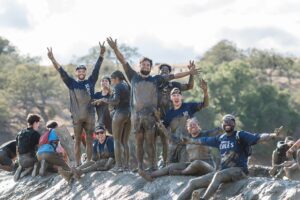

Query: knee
left=213, top=171, right=222, bottom=182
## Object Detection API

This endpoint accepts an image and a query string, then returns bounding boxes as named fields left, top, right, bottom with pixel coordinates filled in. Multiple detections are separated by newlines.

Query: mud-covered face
left=101, top=78, right=110, bottom=88
left=160, top=66, right=170, bottom=76
left=187, top=121, right=201, bottom=136
left=140, top=60, right=151, bottom=76
left=96, top=131, right=106, bottom=143
left=222, top=119, right=235, bottom=133
left=76, top=69, right=87, bottom=80
left=171, top=93, right=183, bottom=108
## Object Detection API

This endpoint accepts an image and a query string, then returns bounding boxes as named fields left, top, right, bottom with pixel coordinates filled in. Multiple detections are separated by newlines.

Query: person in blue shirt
left=47, top=42, right=105, bottom=166
left=177, top=114, right=283, bottom=200
left=162, top=80, right=209, bottom=164
left=37, top=121, right=73, bottom=182
left=156, top=62, right=195, bottom=167
left=107, top=37, right=199, bottom=173
left=140, top=117, right=221, bottom=182
left=74, top=126, right=115, bottom=177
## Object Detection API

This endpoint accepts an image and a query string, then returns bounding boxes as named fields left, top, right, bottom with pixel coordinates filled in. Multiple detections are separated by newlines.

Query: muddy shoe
left=14, top=166, right=23, bottom=181
left=20, top=167, right=33, bottom=178
left=111, top=166, right=123, bottom=173
left=138, top=169, right=153, bottom=182
left=39, top=159, right=47, bottom=176
left=58, top=168, right=73, bottom=182
left=32, top=162, right=39, bottom=177
left=71, top=167, right=82, bottom=180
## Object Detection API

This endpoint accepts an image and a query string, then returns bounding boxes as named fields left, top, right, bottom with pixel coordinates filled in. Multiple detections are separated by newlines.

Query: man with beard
left=156, top=62, right=195, bottom=167
left=107, top=37, right=198, bottom=173
left=47, top=42, right=106, bottom=166
left=162, top=80, right=209, bottom=164
left=177, top=114, right=283, bottom=200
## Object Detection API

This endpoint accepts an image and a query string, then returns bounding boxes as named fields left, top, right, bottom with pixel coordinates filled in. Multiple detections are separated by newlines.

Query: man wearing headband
left=178, top=114, right=283, bottom=200
left=47, top=42, right=106, bottom=166
left=107, top=37, right=199, bottom=174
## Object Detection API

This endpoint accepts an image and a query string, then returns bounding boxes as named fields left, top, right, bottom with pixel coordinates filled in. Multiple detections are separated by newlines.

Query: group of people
left=0, top=37, right=299, bottom=199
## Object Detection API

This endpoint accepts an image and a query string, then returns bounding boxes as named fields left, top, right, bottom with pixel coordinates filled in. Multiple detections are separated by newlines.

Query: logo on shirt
left=220, top=141, right=234, bottom=150
left=85, top=84, right=91, bottom=96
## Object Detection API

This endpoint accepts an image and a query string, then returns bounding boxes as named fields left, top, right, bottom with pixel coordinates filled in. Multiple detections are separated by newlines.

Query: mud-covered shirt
left=122, top=62, right=174, bottom=113
left=163, top=102, right=204, bottom=128
left=92, top=136, right=114, bottom=160
left=158, top=81, right=191, bottom=119
left=58, top=56, right=103, bottom=121
left=193, top=131, right=260, bottom=173
left=94, top=91, right=112, bottom=132
left=107, top=81, right=130, bottom=112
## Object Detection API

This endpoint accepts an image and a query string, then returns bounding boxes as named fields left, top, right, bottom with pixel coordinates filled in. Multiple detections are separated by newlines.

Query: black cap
left=76, top=65, right=87, bottom=71
left=170, top=87, right=181, bottom=95
left=95, top=126, right=106, bottom=134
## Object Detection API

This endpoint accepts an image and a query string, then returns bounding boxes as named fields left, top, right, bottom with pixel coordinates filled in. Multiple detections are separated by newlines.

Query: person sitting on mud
left=177, top=114, right=283, bottom=200
left=269, top=136, right=295, bottom=178
left=140, top=117, right=221, bottom=181
left=14, top=114, right=41, bottom=181
left=0, top=140, right=17, bottom=172
left=156, top=62, right=195, bottom=167
left=74, top=126, right=115, bottom=177
left=94, top=70, right=131, bottom=172
left=107, top=37, right=199, bottom=174
left=162, top=79, right=209, bottom=164
left=47, top=42, right=106, bottom=167
left=284, top=138, right=300, bottom=179
left=37, top=121, right=73, bottom=181
left=92, top=75, right=112, bottom=134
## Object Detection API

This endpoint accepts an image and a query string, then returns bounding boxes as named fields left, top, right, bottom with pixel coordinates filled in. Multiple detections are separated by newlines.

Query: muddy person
left=74, top=126, right=115, bottom=177
left=284, top=139, right=300, bottom=179
left=140, top=117, right=221, bottom=181
left=0, top=140, right=17, bottom=172
left=94, top=70, right=131, bottom=172
left=47, top=42, right=106, bottom=166
left=177, top=114, right=283, bottom=200
left=92, top=75, right=112, bottom=134
left=269, top=136, right=295, bottom=178
left=107, top=37, right=199, bottom=174
left=156, top=62, right=195, bottom=167
left=14, top=114, right=41, bottom=181
left=162, top=80, right=209, bottom=164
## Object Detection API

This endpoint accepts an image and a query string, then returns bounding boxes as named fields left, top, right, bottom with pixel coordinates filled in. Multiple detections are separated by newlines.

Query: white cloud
left=1, top=0, right=300, bottom=65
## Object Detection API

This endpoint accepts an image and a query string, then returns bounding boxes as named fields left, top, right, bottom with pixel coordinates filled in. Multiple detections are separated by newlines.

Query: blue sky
left=1, top=0, right=300, bottom=65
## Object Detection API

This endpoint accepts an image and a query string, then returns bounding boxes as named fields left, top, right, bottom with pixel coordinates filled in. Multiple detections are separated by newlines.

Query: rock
left=0, top=166, right=299, bottom=200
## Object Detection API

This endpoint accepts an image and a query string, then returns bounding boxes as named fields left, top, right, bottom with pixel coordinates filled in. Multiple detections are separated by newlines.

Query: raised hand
left=199, top=79, right=208, bottom=91
left=274, top=126, right=283, bottom=137
left=187, top=60, right=195, bottom=70
left=47, top=47, right=54, bottom=60
left=99, top=41, right=106, bottom=56
left=107, top=37, right=118, bottom=50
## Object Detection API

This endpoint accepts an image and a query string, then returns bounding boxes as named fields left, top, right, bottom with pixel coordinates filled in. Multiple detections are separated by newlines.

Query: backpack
left=17, top=129, right=33, bottom=154
left=39, top=129, right=52, bottom=147
left=235, top=131, right=252, bottom=157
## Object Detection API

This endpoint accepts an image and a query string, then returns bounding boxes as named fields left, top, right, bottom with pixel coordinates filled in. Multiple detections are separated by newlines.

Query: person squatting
left=2, top=37, right=298, bottom=200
